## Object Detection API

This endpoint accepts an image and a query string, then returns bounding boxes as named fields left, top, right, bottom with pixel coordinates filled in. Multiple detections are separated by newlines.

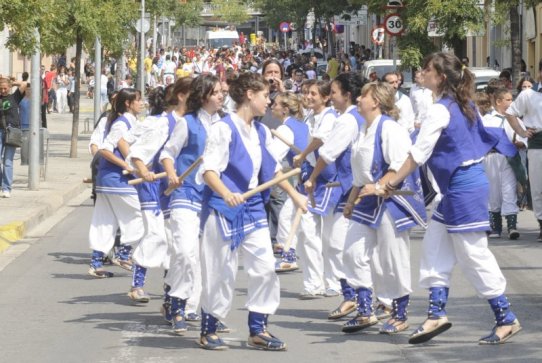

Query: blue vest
left=156, top=112, right=178, bottom=218
left=297, top=108, right=341, bottom=215
left=483, top=114, right=518, bottom=158
left=427, top=97, right=497, bottom=194
left=201, top=115, right=277, bottom=249
left=284, top=116, right=309, bottom=167
left=135, top=114, right=170, bottom=213
left=169, top=112, right=208, bottom=212
left=335, top=107, right=365, bottom=206
left=96, top=115, right=137, bottom=195
left=351, top=116, right=427, bottom=231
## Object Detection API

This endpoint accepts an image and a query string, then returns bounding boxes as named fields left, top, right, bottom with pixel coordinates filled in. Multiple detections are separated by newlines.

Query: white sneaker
left=324, top=288, right=341, bottom=297
left=299, top=289, right=325, bottom=300
left=2, top=191, right=10, bottom=198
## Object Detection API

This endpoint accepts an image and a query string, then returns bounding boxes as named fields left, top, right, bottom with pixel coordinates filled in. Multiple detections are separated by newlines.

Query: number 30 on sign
left=384, top=14, right=404, bottom=36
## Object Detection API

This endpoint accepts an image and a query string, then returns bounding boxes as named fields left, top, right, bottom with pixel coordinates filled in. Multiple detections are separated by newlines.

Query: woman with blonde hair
left=341, top=81, right=426, bottom=334
left=271, top=92, right=309, bottom=272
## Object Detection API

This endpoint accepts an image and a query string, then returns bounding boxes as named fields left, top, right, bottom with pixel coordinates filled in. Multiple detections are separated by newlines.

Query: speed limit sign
left=384, top=13, right=404, bottom=36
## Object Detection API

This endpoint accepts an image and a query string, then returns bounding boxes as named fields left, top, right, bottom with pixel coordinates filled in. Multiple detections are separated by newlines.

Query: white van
left=469, top=67, right=500, bottom=91
left=361, top=59, right=413, bottom=91
left=205, top=29, right=239, bottom=50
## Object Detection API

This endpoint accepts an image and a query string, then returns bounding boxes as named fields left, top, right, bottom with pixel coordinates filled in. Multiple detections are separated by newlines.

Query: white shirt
left=409, top=84, right=433, bottom=125
left=319, top=105, right=360, bottom=164
left=101, top=112, right=137, bottom=152
left=396, top=91, right=415, bottom=133
left=482, top=111, right=527, bottom=147
left=89, top=117, right=107, bottom=153
left=126, top=113, right=170, bottom=167
left=270, top=122, right=295, bottom=162
left=199, top=113, right=280, bottom=189
left=306, top=107, right=336, bottom=166
left=351, top=115, right=412, bottom=186
left=162, top=60, right=176, bottom=75
left=159, top=109, right=219, bottom=163
left=506, top=88, right=542, bottom=130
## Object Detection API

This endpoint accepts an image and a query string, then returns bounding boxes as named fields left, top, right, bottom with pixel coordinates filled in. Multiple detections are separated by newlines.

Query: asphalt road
left=0, top=197, right=541, bottom=363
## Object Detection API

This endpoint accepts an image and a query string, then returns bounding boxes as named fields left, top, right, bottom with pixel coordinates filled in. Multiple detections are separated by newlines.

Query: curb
left=0, top=182, right=90, bottom=254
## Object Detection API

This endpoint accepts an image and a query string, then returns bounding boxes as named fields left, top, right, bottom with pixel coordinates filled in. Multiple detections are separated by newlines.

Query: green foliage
left=211, top=0, right=250, bottom=25
left=148, top=0, right=203, bottom=28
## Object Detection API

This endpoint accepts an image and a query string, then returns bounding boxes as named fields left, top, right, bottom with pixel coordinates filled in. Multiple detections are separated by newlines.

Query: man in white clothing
left=409, top=70, right=433, bottom=129
left=382, top=72, right=415, bottom=133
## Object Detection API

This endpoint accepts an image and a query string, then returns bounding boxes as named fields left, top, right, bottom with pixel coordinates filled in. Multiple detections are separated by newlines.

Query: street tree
left=0, top=0, right=139, bottom=158
left=210, top=0, right=251, bottom=26
left=490, top=0, right=542, bottom=89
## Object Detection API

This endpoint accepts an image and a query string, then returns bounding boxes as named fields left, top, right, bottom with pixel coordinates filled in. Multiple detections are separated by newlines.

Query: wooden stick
left=241, top=168, right=301, bottom=200
left=83, top=177, right=92, bottom=184
left=353, top=189, right=414, bottom=205
left=271, top=129, right=302, bottom=155
left=128, top=172, right=167, bottom=185
left=283, top=208, right=303, bottom=252
left=163, top=157, right=204, bottom=196
left=325, top=181, right=341, bottom=188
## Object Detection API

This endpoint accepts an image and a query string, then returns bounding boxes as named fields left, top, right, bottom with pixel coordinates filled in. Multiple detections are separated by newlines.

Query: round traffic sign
left=279, top=22, right=290, bottom=33
left=384, top=13, right=404, bottom=36
left=371, top=26, right=385, bottom=45
left=135, top=19, right=150, bottom=33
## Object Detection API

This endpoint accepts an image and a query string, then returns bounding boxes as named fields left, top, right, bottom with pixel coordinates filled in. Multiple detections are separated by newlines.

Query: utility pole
left=93, top=37, right=102, bottom=124
left=138, top=0, right=146, bottom=98
left=28, top=28, right=41, bottom=190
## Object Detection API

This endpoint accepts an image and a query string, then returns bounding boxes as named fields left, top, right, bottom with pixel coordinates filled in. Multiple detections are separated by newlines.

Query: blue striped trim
left=140, top=201, right=160, bottom=211
left=169, top=199, right=202, bottom=212
left=393, top=195, right=428, bottom=229
left=216, top=212, right=268, bottom=239
left=96, top=186, right=137, bottom=195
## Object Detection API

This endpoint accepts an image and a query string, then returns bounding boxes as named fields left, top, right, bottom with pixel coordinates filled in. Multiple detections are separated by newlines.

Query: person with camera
left=0, top=76, right=28, bottom=198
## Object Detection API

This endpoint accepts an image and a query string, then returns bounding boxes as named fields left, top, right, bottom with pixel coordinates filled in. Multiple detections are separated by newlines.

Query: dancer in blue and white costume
left=303, top=72, right=366, bottom=318
left=198, top=72, right=307, bottom=351
left=292, top=80, right=342, bottom=299
left=88, top=89, right=145, bottom=279
left=160, top=74, right=223, bottom=335
left=270, top=92, right=309, bottom=273
left=481, top=88, right=526, bottom=240
left=374, top=52, right=521, bottom=345
left=342, top=81, right=426, bottom=334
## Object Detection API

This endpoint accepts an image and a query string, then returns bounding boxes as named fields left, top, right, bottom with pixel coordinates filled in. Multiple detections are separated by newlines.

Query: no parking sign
left=279, top=22, right=290, bottom=33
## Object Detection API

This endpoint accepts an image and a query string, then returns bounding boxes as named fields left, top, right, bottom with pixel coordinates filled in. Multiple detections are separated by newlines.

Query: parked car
left=469, top=67, right=501, bottom=91
left=360, top=59, right=413, bottom=92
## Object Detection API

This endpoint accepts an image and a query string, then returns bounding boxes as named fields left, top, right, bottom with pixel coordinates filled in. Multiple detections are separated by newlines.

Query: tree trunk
left=70, top=29, right=83, bottom=158
left=509, top=5, right=521, bottom=92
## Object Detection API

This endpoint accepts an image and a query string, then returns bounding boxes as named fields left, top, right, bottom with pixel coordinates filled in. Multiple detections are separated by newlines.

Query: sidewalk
left=0, top=93, right=96, bottom=253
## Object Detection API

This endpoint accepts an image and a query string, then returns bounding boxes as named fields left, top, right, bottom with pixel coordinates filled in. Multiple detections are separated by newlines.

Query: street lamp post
left=138, top=0, right=146, bottom=98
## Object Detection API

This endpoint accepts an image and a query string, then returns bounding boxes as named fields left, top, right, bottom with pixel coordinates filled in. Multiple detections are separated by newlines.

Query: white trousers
left=56, top=88, right=68, bottom=113
left=89, top=193, right=144, bottom=253
left=343, top=211, right=412, bottom=300
left=528, top=149, right=542, bottom=220
left=419, top=219, right=507, bottom=299
left=164, top=209, right=202, bottom=306
left=484, top=153, right=518, bottom=215
left=276, top=197, right=298, bottom=250
left=200, top=215, right=280, bottom=320
left=163, top=218, right=172, bottom=270
left=132, top=210, right=169, bottom=269
left=321, top=212, right=349, bottom=290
